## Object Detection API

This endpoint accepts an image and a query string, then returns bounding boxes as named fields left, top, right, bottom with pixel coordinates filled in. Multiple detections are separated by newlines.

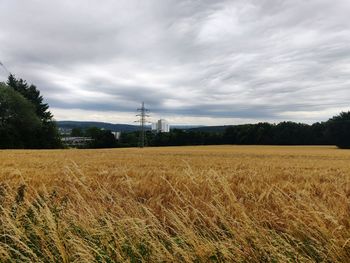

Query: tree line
left=78, top=114, right=349, bottom=149
left=1, top=75, right=349, bottom=149
left=70, top=127, right=118, bottom=148
left=112, top=115, right=349, bottom=149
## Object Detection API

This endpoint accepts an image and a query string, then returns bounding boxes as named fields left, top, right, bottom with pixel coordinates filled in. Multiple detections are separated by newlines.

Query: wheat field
left=0, top=146, right=349, bottom=262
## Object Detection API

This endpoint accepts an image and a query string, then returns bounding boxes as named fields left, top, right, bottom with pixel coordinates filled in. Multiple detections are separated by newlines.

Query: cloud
left=1, top=0, right=349, bottom=125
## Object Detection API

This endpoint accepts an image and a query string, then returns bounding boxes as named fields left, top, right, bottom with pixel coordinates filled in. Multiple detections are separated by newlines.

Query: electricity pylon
left=136, top=102, right=150, bottom=148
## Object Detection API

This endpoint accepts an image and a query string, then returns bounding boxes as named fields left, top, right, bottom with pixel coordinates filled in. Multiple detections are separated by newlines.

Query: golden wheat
left=0, top=146, right=350, bottom=262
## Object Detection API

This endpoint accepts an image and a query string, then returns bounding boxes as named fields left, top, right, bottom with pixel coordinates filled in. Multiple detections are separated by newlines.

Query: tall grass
left=0, top=146, right=349, bottom=262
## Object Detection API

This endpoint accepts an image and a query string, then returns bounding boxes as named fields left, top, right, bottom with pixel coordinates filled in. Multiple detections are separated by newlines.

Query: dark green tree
left=328, top=111, right=350, bottom=149
left=85, top=127, right=117, bottom=148
left=7, top=74, right=52, bottom=121
left=273, top=122, right=312, bottom=145
left=71, top=127, right=84, bottom=137
left=0, top=83, right=41, bottom=148
left=6, top=75, right=61, bottom=148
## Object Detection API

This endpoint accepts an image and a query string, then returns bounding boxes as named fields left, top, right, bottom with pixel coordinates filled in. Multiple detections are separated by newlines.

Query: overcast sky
left=0, top=0, right=349, bottom=125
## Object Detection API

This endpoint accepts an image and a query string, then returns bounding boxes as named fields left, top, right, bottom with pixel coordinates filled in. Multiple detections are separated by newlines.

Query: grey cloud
left=0, top=0, right=349, bottom=124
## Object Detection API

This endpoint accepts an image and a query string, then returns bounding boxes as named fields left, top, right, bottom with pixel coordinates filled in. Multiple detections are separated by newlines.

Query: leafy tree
left=6, top=75, right=61, bottom=148
left=7, top=74, right=52, bottom=121
left=328, top=111, right=350, bottom=149
left=310, top=122, right=330, bottom=145
left=119, top=132, right=139, bottom=147
left=0, top=83, right=40, bottom=148
left=254, top=123, right=274, bottom=144
left=71, top=127, right=84, bottom=137
left=223, top=126, right=239, bottom=144
left=85, top=127, right=117, bottom=148
left=273, top=122, right=312, bottom=145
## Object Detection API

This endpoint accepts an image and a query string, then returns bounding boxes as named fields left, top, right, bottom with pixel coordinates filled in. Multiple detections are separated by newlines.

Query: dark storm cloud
left=1, top=0, right=349, bottom=124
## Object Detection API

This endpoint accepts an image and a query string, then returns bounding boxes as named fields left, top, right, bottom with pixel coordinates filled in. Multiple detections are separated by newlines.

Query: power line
left=0, top=61, right=10, bottom=75
left=136, top=102, right=150, bottom=148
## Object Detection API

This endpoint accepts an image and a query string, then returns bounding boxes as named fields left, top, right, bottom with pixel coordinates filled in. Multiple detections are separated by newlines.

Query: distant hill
left=57, top=121, right=142, bottom=132
left=172, top=125, right=205, bottom=130
left=57, top=121, right=204, bottom=132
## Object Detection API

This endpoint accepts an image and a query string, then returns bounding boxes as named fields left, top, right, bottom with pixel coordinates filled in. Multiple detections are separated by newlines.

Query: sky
left=0, top=0, right=349, bottom=125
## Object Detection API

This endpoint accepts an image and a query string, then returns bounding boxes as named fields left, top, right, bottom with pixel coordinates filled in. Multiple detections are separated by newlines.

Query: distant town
left=60, top=117, right=171, bottom=147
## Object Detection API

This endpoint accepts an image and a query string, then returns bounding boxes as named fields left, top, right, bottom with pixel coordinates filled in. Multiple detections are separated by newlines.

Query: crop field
left=0, top=146, right=350, bottom=262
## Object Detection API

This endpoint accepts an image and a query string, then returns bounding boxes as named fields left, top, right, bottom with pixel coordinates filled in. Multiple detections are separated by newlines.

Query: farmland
left=0, top=146, right=350, bottom=262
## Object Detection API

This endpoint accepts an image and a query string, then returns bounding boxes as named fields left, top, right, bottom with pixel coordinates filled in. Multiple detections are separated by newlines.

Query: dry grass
left=0, top=146, right=350, bottom=262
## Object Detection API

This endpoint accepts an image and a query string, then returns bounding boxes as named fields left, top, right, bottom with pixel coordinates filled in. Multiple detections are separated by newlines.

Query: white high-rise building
left=152, top=119, right=170, bottom=133
left=111, top=131, right=121, bottom=140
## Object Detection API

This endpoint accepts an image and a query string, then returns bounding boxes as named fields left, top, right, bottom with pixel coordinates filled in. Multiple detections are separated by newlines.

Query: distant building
left=152, top=119, right=170, bottom=133
left=58, top=127, right=72, bottom=136
left=61, top=137, right=93, bottom=147
left=111, top=131, right=121, bottom=140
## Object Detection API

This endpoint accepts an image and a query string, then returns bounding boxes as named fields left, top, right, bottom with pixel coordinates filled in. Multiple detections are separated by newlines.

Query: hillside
left=57, top=121, right=203, bottom=132
left=57, top=121, right=143, bottom=132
